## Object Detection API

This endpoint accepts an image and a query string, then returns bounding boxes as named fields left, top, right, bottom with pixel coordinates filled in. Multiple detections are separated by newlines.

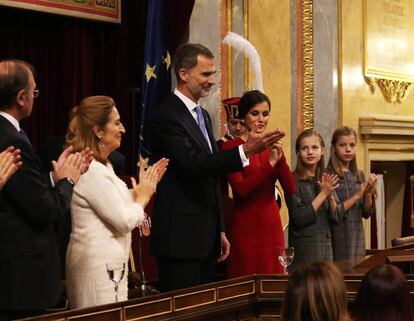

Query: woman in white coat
left=65, top=96, right=167, bottom=309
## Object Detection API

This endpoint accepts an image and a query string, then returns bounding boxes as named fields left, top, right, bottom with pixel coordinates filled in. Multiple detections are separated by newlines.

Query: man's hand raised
left=51, top=146, right=93, bottom=185
left=242, top=129, right=285, bottom=158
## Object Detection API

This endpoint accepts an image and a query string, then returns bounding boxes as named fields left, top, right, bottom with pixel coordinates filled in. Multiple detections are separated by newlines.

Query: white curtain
left=375, top=174, right=386, bottom=249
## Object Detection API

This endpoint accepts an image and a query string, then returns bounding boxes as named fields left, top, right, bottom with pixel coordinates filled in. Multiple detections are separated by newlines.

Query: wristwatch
left=65, top=177, right=75, bottom=186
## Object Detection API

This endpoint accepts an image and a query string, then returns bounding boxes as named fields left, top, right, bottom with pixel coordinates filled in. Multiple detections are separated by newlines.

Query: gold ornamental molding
left=365, top=77, right=413, bottom=104
left=363, top=0, right=414, bottom=104
left=302, top=0, right=314, bottom=129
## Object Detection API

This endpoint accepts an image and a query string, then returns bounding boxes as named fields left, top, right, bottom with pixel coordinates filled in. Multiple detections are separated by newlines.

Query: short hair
left=294, top=129, right=326, bottom=180
left=353, top=265, right=414, bottom=321
left=281, top=262, right=350, bottom=321
left=173, top=43, right=214, bottom=80
left=66, top=95, right=116, bottom=164
left=328, top=126, right=362, bottom=182
left=237, top=90, right=271, bottom=119
left=0, top=59, right=35, bottom=110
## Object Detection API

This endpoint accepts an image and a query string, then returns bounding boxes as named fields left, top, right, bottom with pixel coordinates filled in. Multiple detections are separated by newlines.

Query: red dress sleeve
left=221, top=138, right=277, bottom=198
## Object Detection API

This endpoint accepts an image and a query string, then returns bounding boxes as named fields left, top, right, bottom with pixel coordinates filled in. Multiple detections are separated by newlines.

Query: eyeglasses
left=33, top=88, right=40, bottom=98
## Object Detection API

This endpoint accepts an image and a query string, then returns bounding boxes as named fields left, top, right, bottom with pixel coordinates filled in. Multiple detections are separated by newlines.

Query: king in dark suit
left=0, top=59, right=87, bottom=320
left=150, top=44, right=285, bottom=292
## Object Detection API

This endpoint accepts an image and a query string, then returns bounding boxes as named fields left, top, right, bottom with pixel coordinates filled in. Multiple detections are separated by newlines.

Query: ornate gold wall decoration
left=364, top=77, right=413, bottom=104
left=363, top=0, right=414, bottom=104
left=302, top=0, right=314, bottom=129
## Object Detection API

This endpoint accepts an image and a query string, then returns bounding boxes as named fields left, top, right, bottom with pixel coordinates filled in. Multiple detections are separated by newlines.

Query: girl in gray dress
left=287, top=129, right=339, bottom=269
left=327, top=126, right=377, bottom=261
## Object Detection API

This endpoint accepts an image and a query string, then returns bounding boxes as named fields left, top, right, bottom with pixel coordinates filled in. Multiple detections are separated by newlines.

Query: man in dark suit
left=0, top=59, right=88, bottom=320
left=150, top=44, right=285, bottom=291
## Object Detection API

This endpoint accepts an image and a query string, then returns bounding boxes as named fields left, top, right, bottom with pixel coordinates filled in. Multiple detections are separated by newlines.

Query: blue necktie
left=194, top=106, right=211, bottom=149
left=19, top=128, right=32, bottom=146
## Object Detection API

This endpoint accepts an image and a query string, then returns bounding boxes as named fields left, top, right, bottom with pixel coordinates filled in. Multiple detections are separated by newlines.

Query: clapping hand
left=52, top=146, right=90, bottom=184
left=243, top=129, right=285, bottom=158
left=318, top=173, right=339, bottom=197
left=269, top=140, right=283, bottom=166
left=355, top=173, right=377, bottom=199
left=131, top=158, right=169, bottom=208
left=0, top=146, right=22, bottom=190
left=364, top=173, right=378, bottom=195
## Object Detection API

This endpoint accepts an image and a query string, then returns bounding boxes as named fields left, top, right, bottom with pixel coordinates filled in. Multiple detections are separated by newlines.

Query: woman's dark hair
left=237, top=89, right=271, bottom=119
left=281, top=261, right=350, bottom=321
left=353, top=264, right=414, bottom=321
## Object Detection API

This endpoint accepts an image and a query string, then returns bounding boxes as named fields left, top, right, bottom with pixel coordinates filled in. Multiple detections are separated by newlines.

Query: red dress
left=221, top=138, right=295, bottom=277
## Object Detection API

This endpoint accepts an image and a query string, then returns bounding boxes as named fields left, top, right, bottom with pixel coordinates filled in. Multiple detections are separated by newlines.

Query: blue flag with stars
left=139, top=0, right=171, bottom=160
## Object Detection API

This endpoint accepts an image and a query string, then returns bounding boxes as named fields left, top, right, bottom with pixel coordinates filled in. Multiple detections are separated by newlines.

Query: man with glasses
left=0, top=59, right=90, bottom=320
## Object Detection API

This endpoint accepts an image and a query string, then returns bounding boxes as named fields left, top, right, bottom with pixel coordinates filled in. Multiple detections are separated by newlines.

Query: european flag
left=139, top=0, right=171, bottom=160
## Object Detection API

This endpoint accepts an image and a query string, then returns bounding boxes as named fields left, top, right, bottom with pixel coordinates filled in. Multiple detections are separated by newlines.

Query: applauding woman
left=0, top=146, right=21, bottom=189
left=65, top=96, right=168, bottom=308
left=221, top=90, right=295, bottom=277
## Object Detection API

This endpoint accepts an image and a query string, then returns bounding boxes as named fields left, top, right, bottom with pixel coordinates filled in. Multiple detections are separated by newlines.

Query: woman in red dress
left=221, top=90, right=295, bottom=277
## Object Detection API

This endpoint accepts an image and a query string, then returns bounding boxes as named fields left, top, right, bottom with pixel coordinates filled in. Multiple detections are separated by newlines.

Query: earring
left=98, top=136, right=104, bottom=147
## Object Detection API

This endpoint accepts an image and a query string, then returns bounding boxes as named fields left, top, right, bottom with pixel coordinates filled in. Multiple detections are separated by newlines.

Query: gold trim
left=243, top=0, right=249, bottom=90
left=216, top=280, right=255, bottom=301
left=260, top=278, right=288, bottom=294
left=68, top=307, right=122, bottom=320
left=227, top=0, right=233, bottom=97
left=302, top=0, right=314, bottom=129
left=173, top=288, right=217, bottom=312
left=129, top=249, right=136, bottom=273
left=125, top=297, right=172, bottom=321
left=364, top=77, right=413, bottom=104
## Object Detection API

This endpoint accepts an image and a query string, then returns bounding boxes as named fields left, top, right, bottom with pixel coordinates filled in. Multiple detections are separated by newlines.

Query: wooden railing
left=18, top=273, right=414, bottom=321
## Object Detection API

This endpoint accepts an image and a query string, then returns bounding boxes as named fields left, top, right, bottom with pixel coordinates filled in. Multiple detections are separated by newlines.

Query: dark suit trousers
left=156, top=246, right=217, bottom=292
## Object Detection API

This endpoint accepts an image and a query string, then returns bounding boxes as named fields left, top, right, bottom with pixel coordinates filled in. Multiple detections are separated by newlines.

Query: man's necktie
left=194, top=106, right=211, bottom=148
left=19, top=128, right=32, bottom=146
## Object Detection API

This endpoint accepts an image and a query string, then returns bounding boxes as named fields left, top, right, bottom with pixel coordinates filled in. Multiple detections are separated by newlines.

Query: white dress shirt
left=174, top=88, right=249, bottom=166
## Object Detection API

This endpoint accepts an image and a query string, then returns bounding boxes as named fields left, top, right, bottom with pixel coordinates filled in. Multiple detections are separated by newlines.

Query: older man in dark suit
left=150, top=44, right=285, bottom=292
left=0, top=59, right=89, bottom=321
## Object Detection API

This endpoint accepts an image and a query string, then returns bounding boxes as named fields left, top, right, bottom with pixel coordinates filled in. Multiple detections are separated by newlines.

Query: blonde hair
left=66, top=95, right=115, bottom=164
left=294, top=129, right=325, bottom=180
left=328, top=126, right=362, bottom=183
left=281, top=262, right=350, bottom=321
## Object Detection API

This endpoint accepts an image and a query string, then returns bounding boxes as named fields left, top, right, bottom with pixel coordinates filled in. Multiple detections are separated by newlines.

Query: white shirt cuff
left=49, top=172, right=56, bottom=187
left=238, top=145, right=249, bottom=167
